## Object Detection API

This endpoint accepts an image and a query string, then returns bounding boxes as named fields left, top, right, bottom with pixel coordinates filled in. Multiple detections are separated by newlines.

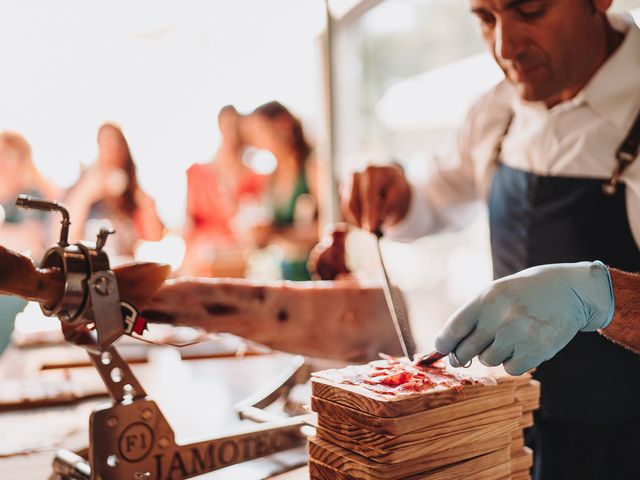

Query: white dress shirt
left=390, top=13, right=640, bottom=248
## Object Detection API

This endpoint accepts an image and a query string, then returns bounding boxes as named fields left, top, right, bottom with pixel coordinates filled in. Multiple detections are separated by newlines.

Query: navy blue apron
left=489, top=110, right=640, bottom=479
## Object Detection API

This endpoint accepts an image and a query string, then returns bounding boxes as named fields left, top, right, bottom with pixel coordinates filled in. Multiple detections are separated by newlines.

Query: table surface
left=0, top=337, right=313, bottom=480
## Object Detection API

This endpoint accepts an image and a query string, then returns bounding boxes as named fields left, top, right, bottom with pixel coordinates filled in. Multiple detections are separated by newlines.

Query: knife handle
left=415, top=350, right=446, bottom=367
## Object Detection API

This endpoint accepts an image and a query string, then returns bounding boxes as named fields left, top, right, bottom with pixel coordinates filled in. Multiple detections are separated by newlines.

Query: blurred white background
left=0, top=0, right=325, bottom=229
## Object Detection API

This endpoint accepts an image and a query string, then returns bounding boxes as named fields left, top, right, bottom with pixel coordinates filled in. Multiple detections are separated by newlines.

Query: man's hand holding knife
left=341, top=164, right=412, bottom=234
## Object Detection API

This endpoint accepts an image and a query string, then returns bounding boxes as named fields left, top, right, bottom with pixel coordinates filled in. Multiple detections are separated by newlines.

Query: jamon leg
left=0, top=245, right=405, bottom=362
left=142, top=278, right=405, bottom=362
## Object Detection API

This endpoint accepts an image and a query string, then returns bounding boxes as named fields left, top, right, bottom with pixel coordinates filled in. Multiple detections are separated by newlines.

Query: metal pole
left=317, top=0, right=339, bottom=228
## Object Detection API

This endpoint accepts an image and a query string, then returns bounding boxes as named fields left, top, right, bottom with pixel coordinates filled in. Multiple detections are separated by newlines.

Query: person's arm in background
left=177, top=167, right=202, bottom=276
left=599, top=268, right=640, bottom=354
left=0, top=222, right=45, bottom=257
left=63, top=169, right=106, bottom=242
left=134, top=190, right=164, bottom=241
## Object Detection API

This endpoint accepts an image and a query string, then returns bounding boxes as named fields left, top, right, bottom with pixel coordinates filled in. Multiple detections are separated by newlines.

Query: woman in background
left=243, top=101, right=318, bottom=280
left=182, top=105, right=267, bottom=276
left=65, top=123, right=164, bottom=261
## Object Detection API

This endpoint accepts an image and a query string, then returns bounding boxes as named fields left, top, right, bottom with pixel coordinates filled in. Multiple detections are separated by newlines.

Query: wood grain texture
left=510, top=431, right=525, bottom=456
left=515, top=380, right=540, bottom=413
left=511, top=447, right=533, bottom=473
left=308, top=435, right=511, bottom=479
left=309, top=459, right=359, bottom=480
left=309, top=458, right=511, bottom=480
left=519, top=412, right=534, bottom=429
left=311, top=383, right=516, bottom=436
left=316, top=418, right=518, bottom=464
left=315, top=403, right=522, bottom=453
left=311, top=377, right=517, bottom=418
left=309, top=437, right=511, bottom=480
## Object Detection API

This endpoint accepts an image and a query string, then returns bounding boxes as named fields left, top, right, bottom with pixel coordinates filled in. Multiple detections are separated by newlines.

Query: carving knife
left=374, top=230, right=416, bottom=360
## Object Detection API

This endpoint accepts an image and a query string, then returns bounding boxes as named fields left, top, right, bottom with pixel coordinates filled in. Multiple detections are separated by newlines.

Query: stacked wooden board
left=510, top=375, right=539, bottom=480
left=307, top=358, right=540, bottom=480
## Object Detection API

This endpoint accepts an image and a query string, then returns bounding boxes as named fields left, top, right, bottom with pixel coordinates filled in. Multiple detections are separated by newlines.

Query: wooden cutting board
left=515, top=380, right=540, bottom=412
left=308, top=458, right=512, bottom=480
left=511, top=447, right=533, bottom=473
left=308, top=437, right=511, bottom=480
left=310, top=380, right=516, bottom=436
left=315, top=403, right=522, bottom=456
left=519, top=411, right=534, bottom=428
left=510, top=430, right=525, bottom=455
left=311, top=375, right=517, bottom=418
left=308, top=434, right=511, bottom=479
left=316, top=417, right=518, bottom=464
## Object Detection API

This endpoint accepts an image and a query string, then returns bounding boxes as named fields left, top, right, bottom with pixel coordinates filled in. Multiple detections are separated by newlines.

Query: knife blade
left=374, top=230, right=416, bottom=360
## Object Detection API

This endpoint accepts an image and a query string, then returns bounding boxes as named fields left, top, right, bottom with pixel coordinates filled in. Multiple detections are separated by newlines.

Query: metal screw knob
left=96, top=227, right=116, bottom=251
left=93, top=276, right=113, bottom=296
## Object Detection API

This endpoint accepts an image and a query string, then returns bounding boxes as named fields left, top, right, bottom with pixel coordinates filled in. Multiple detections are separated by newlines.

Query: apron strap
left=603, top=107, right=640, bottom=195
left=491, top=112, right=514, bottom=166
left=492, top=104, right=640, bottom=195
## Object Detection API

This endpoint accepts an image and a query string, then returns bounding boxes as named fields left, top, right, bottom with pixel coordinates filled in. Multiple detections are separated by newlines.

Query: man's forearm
left=599, top=268, right=640, bottom=354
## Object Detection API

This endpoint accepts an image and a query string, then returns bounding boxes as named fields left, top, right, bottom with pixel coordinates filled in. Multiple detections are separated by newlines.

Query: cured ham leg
left=142, top=278, right=404, bottom=362
left=0, top=245, right=405, bottom=362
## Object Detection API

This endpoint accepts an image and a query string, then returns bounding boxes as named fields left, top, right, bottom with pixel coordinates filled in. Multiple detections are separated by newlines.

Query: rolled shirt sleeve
left=385, top=83, right=513, bottom=242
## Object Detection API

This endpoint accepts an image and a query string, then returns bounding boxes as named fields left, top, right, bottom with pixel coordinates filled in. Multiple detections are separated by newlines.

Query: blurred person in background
left=0, top=131, right=59, bottom=354
left=181, top=105, right=267, bottom=276
left=65, top=122, right=164, bottom=263
left=0, top=131, right=58, bottom=256
left=243, top=101, right=318, bottom=281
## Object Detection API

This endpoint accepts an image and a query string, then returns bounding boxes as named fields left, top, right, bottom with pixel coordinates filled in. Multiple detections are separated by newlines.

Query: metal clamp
left=16, top=196, right=122, bottom=352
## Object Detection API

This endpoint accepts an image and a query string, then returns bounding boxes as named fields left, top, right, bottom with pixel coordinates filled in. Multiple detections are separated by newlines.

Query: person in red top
left=182, top=105, right=267, bottom=276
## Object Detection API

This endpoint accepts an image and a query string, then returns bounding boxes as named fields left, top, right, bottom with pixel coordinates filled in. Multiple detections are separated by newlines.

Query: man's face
left=469, top=0, right=606, bottom=106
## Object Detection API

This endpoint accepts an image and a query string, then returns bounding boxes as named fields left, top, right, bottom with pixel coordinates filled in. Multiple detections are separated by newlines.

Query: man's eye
left=474, top=13, right=496, bottom=29
left=516, top=3, right=547, bottom=19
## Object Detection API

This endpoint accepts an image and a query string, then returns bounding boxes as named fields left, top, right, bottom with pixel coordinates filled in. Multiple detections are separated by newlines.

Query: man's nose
left=494, top=18, right=525, bottom=61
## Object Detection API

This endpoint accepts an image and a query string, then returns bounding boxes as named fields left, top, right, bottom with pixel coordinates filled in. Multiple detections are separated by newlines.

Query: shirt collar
left=583, top=13, right=640, bottom=130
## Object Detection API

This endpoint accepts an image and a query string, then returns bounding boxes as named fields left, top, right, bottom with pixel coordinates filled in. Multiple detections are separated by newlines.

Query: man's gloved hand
left=435, top=261, right=614, bottom=375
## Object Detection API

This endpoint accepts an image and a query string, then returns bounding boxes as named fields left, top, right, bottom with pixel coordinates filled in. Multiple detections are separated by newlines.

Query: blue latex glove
left=435, top=261, right=614, bottom=375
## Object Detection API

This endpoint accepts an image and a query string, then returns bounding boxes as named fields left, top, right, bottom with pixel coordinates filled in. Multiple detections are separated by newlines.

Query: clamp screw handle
left=96, top=227, right=116, bottom=251
left=15, top=195, right=71, bottom=246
